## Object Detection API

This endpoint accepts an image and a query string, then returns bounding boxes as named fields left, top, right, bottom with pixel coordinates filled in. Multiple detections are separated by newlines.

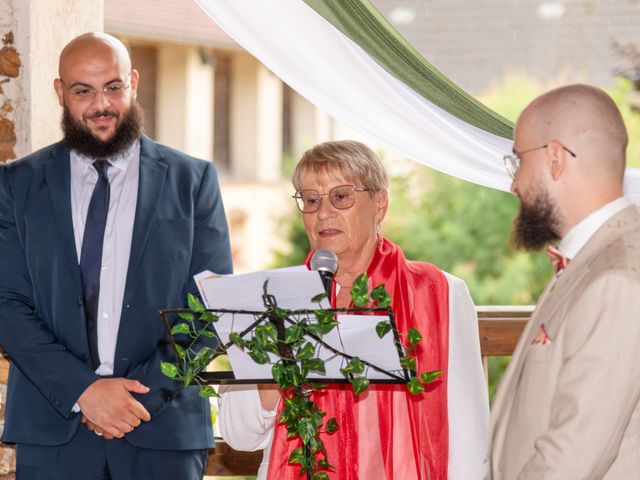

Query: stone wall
left=0, top=358, right=14, bottom=479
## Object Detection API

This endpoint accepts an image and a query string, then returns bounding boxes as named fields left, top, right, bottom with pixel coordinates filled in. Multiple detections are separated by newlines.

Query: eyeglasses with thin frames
left=292, top=184, right=370, bottom=213
left=60, top=72, right=132, bottom=102
left=503, top=144, right=577, bottom=180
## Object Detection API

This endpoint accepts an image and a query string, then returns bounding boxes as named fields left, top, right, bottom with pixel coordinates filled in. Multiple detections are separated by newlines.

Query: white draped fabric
left=196, top=0, right=640, bottom=204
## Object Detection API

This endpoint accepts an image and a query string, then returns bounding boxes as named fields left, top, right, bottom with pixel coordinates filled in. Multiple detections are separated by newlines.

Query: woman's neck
left=334, top=237, right=378, bottom=288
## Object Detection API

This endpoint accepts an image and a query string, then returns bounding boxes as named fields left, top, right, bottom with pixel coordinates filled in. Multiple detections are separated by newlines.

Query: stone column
left=230, top=52, right=283, bottom=182
left=156, top=44, right=214, bottom=161
left=0, top=0, right=103, bottom=163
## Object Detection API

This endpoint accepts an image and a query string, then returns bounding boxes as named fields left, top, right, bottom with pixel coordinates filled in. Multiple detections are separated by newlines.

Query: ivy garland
left=161, top=273, right=441, bottom=479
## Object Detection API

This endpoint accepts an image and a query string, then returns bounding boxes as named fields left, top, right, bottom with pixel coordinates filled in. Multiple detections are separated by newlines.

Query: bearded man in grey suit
left=490, top=84, right=640, bottom=479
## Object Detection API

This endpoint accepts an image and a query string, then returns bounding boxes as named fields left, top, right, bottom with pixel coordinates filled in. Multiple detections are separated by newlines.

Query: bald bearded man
left=0, top=33, right=232, bottom=479
left=489, top=84, right=640, bottom=479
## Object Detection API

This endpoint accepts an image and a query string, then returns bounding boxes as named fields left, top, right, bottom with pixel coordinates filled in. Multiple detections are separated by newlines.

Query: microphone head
left=310, top=249, right=338, bottom=275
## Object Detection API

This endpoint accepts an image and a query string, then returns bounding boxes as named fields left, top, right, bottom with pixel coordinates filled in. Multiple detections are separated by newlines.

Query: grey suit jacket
left=490, top=205, right=640, bottom=479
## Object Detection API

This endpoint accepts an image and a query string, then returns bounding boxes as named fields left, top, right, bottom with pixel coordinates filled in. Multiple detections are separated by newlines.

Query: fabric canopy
left=196, top=0, right=640, bottom=204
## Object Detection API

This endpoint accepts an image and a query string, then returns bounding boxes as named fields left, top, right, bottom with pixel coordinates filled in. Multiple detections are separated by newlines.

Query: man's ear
left=546, top=140, right=570, bottom=181
left=130, top=69, right=139, bottom=100
left=53, top=78, right=64, bottom=107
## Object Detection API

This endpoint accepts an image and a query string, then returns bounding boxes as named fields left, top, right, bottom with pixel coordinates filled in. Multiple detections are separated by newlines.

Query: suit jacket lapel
left=43, top=144, right=81, bottom=280
left=124, top=136, right=167, bottom=288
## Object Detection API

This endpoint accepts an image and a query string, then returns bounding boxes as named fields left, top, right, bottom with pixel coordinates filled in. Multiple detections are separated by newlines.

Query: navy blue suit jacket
left=0, top=136, right=232, bottom=450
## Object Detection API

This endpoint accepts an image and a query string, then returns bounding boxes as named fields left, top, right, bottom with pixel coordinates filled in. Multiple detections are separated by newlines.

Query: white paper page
left=193, top=268, right=404, bottom=381
left=310, top=315, right=404, bottom=380
left=196, top=267, right=326, bottom=379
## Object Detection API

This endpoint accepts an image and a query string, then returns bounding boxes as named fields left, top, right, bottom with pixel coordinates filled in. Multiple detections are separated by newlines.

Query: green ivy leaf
left=263, top=321, right=278, bottom=342
left=407, top=327, right=423, bottom=346
left=287, top=447, right=305, bottom=465
left=302, top=358, right=326, bottom=375
left=254, top=325, right=270, bottom=347
left=317, top=321, right=338, bottom=334
left=286, top=364, right=303, bottom=387
left=350, top=376, right=370, bottom=395
left=285, top=324, right=305, bottom=344
left=170, top=323, right=191, bottom=335
left=407, top=377, right=425, bottom=394
left=199, top=311, right=218, bottom=323
left=160, top=361, right=179, bottom=378
left=325, top=418, right=338, bottom=434
left=199, top=329, right=215, bottom=338
left=400, top=355, right=416, bottom=371
left=272, top=363, right=286, bottom=386
left=297, top=417, right=317, bottom=443
left=229, top=332, right=245, bottom=349
left=345, top=356, right=365, bottom=374
left=375, top=321, right=391, bottom=338
left=274, top=307, right=290, bottom=320
left=178, top=312, right=194, bottom=322
left=187, top=293, right=205, bottom=313
left=198, top=385, right=219, bottom=398
left=350, top=273, right=369, bottom=307
left=370, top=284, right=391, bottom=307
left=314, top=309, right=334, bottom=325
left=175, top=344, right=186, bottom=359
left=420, top=369, right=442, bottom=384
left=311, top=292, right=327, bottom=303
left=194, top=347, right=214, bottom=367
left=313, top=472, right=330, bottom=480
left=296, top=342, right=315, bottom=360
left=248, top=348, right=270, bottom=365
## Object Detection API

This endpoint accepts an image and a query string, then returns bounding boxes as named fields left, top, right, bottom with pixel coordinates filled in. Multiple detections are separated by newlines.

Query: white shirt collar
left=71, top=139, right=140, bottom=173
left=558, top=196, right=632, bottom=259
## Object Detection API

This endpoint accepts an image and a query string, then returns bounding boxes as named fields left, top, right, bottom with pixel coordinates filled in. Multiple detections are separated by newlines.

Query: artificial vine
left=161, top=273, right=441, bottom=479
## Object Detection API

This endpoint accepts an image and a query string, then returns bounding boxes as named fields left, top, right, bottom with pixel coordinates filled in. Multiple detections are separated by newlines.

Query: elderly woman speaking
left=219, top=141, right=488, bottom=479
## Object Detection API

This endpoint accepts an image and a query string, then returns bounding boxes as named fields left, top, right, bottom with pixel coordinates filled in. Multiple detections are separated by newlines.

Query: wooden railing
left=204, top=305, right=533, bottom=476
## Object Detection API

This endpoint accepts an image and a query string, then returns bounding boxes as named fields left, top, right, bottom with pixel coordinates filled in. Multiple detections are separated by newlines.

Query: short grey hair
left=292, top=140, right=389, bottom=192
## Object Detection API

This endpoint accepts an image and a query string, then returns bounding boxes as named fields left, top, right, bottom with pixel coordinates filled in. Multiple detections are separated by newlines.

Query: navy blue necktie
left=80, top=160, right=110, bottom=370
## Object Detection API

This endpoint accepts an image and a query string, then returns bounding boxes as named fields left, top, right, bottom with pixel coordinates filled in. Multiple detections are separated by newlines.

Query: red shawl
left=267, top=237, right=450, bottom=479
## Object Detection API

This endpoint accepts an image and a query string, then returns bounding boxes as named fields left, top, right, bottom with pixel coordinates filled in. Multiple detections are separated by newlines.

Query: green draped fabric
left=303, top=0, right=514, bottom=139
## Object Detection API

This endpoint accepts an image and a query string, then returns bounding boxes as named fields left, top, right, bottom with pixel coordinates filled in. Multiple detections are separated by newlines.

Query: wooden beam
left=206, top=442, right=261, bottom=475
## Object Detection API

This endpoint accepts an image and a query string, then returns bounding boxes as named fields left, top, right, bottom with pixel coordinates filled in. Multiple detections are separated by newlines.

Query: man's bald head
left=59, top=32, right=131, bottom=79
left=54, top=32, right=141, bottom=153
left=517, top=84, right=627, bottom=180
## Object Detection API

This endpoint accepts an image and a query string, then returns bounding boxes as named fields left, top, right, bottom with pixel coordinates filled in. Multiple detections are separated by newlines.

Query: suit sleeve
left=125, top=161, right=232, bottom=409
left=0, top=166, right=99, bottom=417
left=444, top=273, right=490, bottom=480
left=519, top=272, right=640, bottom=479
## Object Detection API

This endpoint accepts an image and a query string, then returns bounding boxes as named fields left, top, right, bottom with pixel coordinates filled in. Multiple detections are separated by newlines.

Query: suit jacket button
left=80, top=354, right=88, bottom=362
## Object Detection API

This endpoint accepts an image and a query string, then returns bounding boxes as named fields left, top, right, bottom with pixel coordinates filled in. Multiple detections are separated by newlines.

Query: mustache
left=86, top=110, right=119, bottom=120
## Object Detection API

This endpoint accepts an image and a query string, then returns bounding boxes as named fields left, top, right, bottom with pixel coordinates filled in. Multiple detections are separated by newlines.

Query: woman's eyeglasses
left=292, top=184, right=370, bottom=213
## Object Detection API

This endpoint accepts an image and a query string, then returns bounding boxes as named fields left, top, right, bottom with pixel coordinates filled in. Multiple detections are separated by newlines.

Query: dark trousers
left=16, top=424, right=208, bottom=480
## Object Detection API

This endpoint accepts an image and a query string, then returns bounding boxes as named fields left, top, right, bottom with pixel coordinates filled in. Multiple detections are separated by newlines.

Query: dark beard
left=511, top=190, right=561, bottom=251
left=62, top=101, right=144, bottom=160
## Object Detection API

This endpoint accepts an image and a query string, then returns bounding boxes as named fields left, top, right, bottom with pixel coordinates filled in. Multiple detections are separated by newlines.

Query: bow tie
left=546, top=245, right=569, bottom=273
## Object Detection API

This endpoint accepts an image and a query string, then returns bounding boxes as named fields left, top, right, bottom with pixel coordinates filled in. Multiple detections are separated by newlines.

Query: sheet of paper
left=313, top=314, right=403, bottom=380
left=194, top=267, right=404, bottom=381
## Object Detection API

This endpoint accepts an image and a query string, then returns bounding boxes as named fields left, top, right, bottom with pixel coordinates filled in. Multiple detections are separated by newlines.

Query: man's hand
left=81, top=415, right=115, bottom=440
left=77, top=378, right=151, bottom=438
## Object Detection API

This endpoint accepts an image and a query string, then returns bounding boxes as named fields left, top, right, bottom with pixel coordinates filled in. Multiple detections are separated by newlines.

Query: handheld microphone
left=310, top=249, right=338, bottom=296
